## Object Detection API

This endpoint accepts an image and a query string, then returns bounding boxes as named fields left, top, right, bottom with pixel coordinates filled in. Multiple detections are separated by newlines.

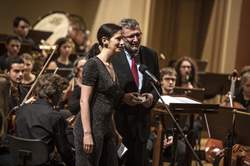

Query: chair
left=6, top=134, right=49, bottom=166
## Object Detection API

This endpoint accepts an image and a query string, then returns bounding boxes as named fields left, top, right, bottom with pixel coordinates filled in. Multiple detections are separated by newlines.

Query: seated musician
left=0, top=36, right=21, bottom=71
left=20, top=53, right=36, bottom=88
left=68, top=56, right=87, bottom=115
left=4, top=57, right=27, bottom=115
left=47, top=37, right=75, bottom=110
left=161, top=67, right=187, bottom=165
left=147, top=67, right=186, bottom=166
left=15, top=73, right=75, bottom=166
left=47, top=37, right=74, bottom=73
left=234, top=71, right=250, bottom=111
left=67, top=17, right=90, bottom=57
left=0, top=75, right=14, bottom=166
left=12, top=16, right=35, bottom=46
left=174, top=56, right=203, bottom=148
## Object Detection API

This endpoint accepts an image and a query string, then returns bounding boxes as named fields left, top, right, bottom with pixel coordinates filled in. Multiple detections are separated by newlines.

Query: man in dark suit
left=112, top=18, right=161, bottom=166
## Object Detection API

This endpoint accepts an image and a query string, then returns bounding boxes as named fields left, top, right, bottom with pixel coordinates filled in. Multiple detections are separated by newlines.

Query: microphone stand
left=148, top=80, right=203, bottom=166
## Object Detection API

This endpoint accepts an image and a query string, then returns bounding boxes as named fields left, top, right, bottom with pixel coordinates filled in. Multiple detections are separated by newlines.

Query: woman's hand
left=115, top=131, right=123, bottom=145
left=83, top=133, right=94, bottom=154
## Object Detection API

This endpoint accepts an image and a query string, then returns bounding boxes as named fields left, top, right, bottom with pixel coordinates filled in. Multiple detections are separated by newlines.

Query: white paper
left=117, top=143, right=128, bottom=158
left=159, top=95, right=201, bottom=105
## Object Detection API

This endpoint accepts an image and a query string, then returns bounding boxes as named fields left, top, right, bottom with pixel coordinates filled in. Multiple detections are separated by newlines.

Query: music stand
left=27, top=30, right=52, bottom=46
left=206, top=107, right=249, bottom=166
left=198, top=72, right=238, bottom=99
left=154, top=96, right=219, bottom=166
left=173, top=87, right=205, bottom=102
left=46, top=68, right=73, bottom=79
left=234, top=111, right=250, bottom=146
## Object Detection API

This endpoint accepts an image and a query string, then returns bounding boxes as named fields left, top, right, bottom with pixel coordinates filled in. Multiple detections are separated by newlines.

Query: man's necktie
left=131, top=57, right=139, bottom=86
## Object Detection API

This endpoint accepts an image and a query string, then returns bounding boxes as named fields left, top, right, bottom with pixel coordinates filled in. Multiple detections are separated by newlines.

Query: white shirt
left=124, top=50, right=143, bottom=92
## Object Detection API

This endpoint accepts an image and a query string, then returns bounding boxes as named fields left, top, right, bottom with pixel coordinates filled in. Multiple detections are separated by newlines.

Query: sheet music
left=159, top=95, right=201, bottom=105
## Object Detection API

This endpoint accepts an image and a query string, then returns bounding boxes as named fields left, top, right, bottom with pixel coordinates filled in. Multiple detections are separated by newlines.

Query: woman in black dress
left=47, top=37, right=74, bottom=70
left=74, top=23, right=124, bottom=166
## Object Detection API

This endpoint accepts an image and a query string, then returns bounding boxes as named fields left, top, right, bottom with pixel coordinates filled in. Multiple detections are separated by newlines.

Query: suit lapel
left=112, top=51, right=136, bottom=89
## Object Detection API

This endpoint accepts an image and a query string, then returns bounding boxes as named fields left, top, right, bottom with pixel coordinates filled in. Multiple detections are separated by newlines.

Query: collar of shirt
left=124, top=50, right=143, bottom=92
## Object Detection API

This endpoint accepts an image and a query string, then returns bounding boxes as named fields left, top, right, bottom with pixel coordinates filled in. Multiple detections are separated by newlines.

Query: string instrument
left=221, top=69, right=245, bottom=110
left=213, top=144, right=250, bottom=166
left=205, top=70, right=242, bottom=163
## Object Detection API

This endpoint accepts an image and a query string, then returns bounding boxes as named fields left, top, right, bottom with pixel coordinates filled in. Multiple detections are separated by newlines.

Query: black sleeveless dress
left=74, top=57, right=123, bottom=166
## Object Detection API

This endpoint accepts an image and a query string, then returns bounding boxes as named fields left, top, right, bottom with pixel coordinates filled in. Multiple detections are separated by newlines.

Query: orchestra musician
left=15, top=73, right=75, bottom=166
left=20, top=53, right=36, bottom=89
left=4, top=57, right=26, bottom=114
left=67, top=16, right=91, bottom=57
left=174, top=56, right=203, bottom=164
left=47, top=37, right=74, bottom=71
left=234, top=71, right=250, bottom=111
left=68, top=56, right=88, bottom=115
left=0, top=74, right=14, bottom=166
left=0, top=36, right=21, bottom=71
left=159, top=67, right=186, bottom=166
left=174, top=56, right=198, bottom=89
left=0, top=57, right=25, bottom=165
left=12, top=16, right=35, bottom=46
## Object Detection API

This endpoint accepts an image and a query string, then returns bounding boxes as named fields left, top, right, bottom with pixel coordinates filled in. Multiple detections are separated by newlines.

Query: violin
left=221, top=69, right=245, bottom=110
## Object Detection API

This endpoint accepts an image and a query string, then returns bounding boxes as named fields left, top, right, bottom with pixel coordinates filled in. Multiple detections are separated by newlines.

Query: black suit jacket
left=112, top=46, right=161, bottom=142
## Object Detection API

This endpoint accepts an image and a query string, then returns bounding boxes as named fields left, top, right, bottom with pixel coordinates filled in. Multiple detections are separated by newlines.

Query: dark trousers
left=120, top=136, right=147, bottom=166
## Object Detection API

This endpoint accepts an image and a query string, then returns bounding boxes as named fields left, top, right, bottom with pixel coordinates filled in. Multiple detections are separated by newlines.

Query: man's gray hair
left=119, top=18, right=140, bottom=29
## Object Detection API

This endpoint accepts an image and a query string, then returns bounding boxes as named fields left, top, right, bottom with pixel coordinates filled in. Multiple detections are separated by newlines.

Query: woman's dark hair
left=87, top=23, right=121, bottom=58
left=175, top=56, right=198, bottom=87
left=55, top=37, right=74, bottom=55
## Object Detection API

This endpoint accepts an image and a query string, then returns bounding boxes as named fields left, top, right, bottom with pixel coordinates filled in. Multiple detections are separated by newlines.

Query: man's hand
left=141, top=93, right=154, bottom=108
left=122, top=92, right=143, bottom=106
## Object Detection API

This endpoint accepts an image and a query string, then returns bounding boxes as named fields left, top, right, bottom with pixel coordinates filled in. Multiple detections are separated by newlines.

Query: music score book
left=158, top=95, right=201, bottom=105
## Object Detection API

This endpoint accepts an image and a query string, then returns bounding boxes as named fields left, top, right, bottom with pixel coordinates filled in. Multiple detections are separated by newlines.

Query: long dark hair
left=55, top=37, right=74, bottom=55
left=87, top=23, right=122, bottom=58
left=175, top=56, right=198, bottom=87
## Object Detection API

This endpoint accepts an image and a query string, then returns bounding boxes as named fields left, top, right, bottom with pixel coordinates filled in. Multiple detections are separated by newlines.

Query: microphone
left=139, top=64, right=159, bottom=85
